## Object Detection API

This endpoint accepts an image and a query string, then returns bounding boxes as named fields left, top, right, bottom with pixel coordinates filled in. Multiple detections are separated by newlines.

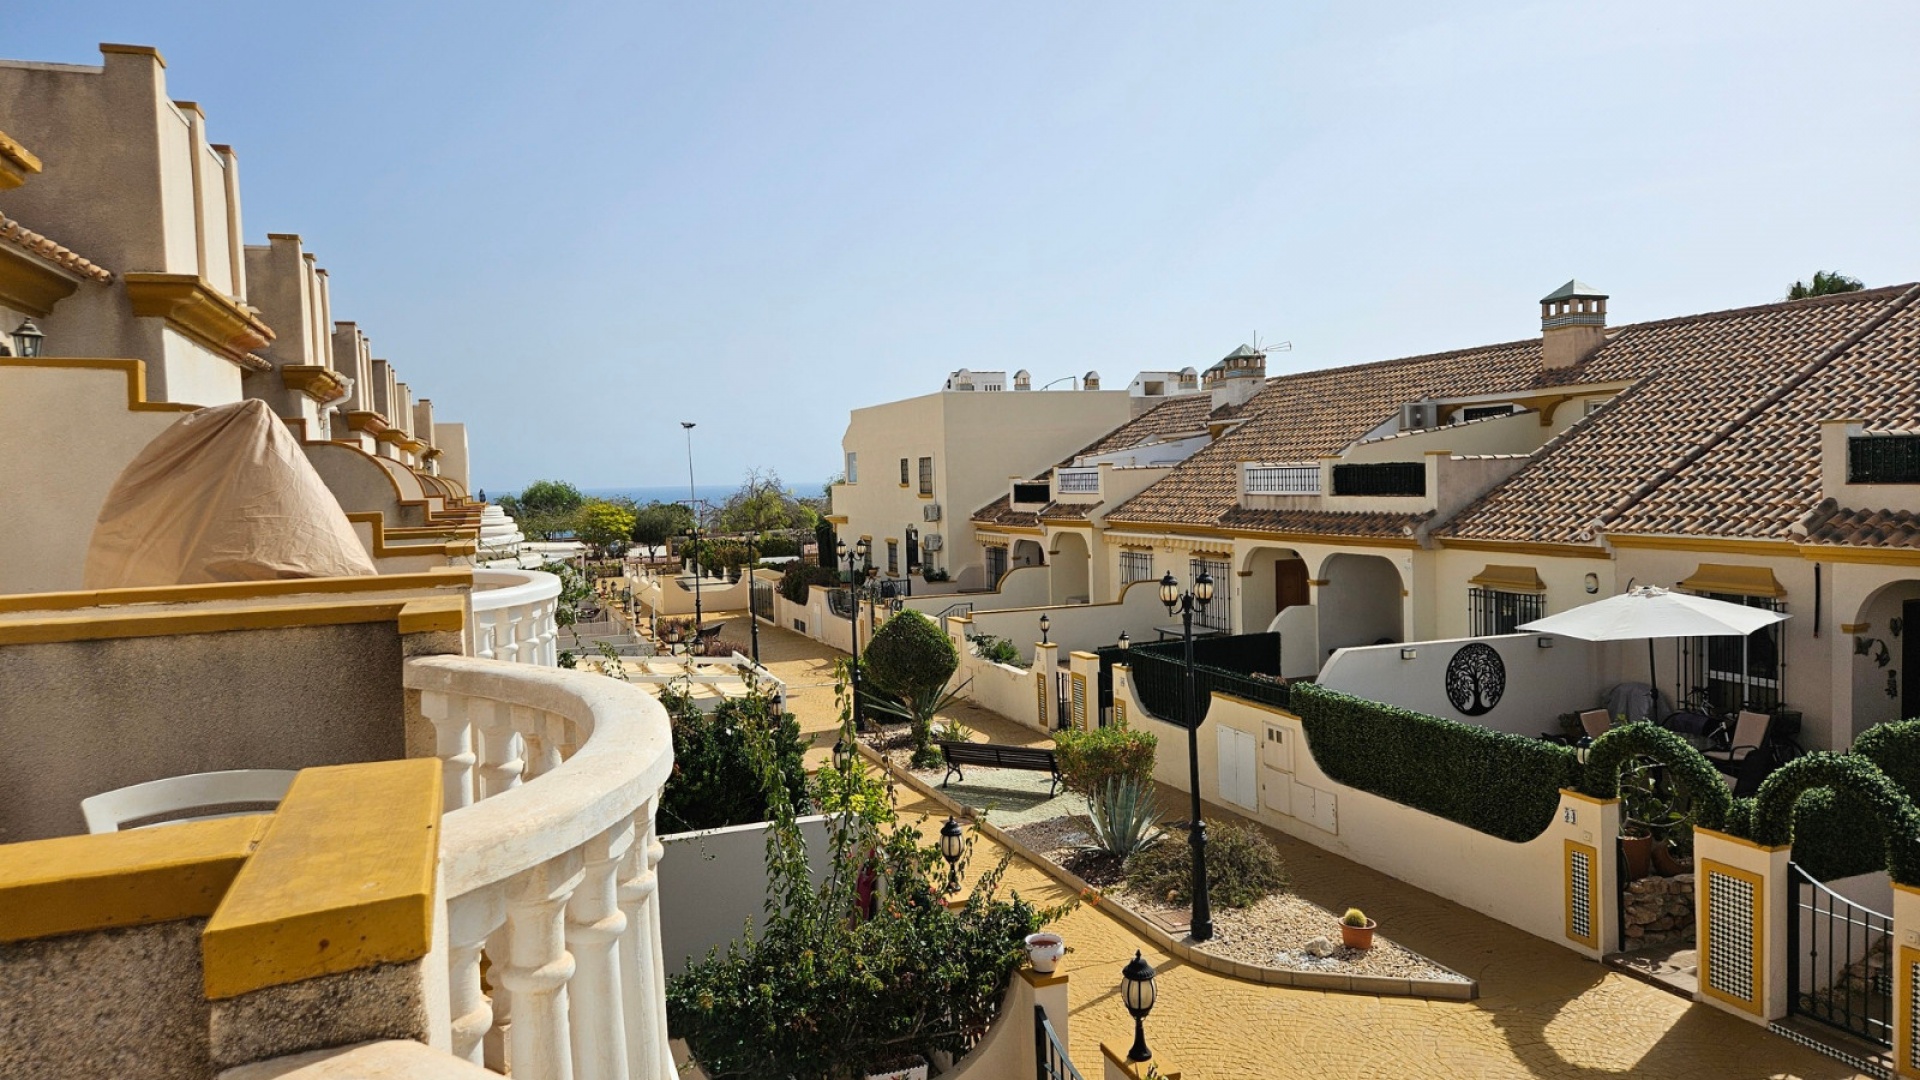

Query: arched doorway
left=1849, top=579, right=1920, bottom=742
left=1049, top=532, right=1092, bottom=605
left=1240, top=546, right=1310, bottom=633
left=1010, top=538, right=1045, bottom=570
left=1317, top=553, right=1404, bottom=661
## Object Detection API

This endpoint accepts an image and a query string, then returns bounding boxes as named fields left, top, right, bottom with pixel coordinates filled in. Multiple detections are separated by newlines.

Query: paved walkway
left=730, top=614, right=1866, bottom=1079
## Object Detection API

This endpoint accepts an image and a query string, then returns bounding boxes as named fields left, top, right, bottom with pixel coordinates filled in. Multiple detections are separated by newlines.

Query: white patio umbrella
left=1516, top=585, right=1790, bottom=710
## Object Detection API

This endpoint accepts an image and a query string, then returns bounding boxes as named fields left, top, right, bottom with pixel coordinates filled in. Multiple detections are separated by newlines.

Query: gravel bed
left=1006, top=813, right=1468, bottom=983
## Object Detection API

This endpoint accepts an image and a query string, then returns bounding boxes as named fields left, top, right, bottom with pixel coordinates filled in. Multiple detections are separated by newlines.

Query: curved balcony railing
left=471, top=568, right=561, bottom=665
left=410, top=654, right=676, bottom=1080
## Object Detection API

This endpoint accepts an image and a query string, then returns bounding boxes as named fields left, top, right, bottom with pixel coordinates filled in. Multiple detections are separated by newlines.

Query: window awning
left=1468, top=564, right=1545, bottom=592
left=1677, top=563, right=1786, bottom=599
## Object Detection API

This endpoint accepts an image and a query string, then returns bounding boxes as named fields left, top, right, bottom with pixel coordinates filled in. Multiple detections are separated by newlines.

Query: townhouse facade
left=958, top=281, right=1920, bottom=754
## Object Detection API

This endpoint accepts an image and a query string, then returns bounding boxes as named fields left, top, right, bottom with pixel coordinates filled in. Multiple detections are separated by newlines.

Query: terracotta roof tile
left=1217, top=507, right=1432, bottom=539
left=0, top=208, right=112, bottom=283
left=1800, top=502, right=1920, bottom=549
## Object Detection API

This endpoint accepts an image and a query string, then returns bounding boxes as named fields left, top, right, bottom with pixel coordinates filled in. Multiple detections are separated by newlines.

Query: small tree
left=862, top=610, right=959, bottom=766
left=657, top=681, right=808, bottom=834
left=630, top=500, right=694, bottom=557
left=575, top=499, right=637, bottom=558
left=507, top=479, right=587, bottom=541
left=1787, top=271, right=1865, bottom=300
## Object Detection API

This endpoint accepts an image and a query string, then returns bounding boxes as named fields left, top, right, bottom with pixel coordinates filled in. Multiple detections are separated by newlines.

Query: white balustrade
left=407, top=655, right=675, bottom=1080
left=472, top=568, right=563, bottom=666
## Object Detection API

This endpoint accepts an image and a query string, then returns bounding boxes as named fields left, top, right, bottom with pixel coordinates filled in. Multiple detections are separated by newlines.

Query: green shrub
left=1124, top=819, right=1288, bottom=908
left=658, top=687, right=809, bottom=834
left=1789, top=787, right=1886, bottom=882
left=1749, top=752, right=1920, bottom=884
left=863, top=610, right=958, bottom=700
left=971, top=634, right=1023, bottom=667
left=809, top=763, right=895, bottom=827
left=1054, top=724, right=1158, bottom=797
left=1290, top=682, right=1581, bottom=843
left=1086, top=776, right=1164, bottom=860
left=1855, top=719, right=1920, bottom=798
left=778, top=561, right=838, bottom=603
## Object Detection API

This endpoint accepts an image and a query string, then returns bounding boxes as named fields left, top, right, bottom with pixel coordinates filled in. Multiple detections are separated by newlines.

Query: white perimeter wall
left=1317, top=633, right=1612, bottom=736
left=658, top=814, right=833, bottom=978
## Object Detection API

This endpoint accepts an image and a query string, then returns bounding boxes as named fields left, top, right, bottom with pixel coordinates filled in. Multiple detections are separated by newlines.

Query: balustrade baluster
left=447, top=887, right=506, bottom=1066
left=540, top=600, right=560, bottom=665
left=616, top=806, right=667, bottom=1080
left=476, top=609, right=498, bottom=661
left=423, top=690, right=477, bottom=810
left=567, top=816, right=634, bottom=1080
left=500, top=854, right=585, bottom=1080
left=478, top=700, right=526, bottom=797
left=520, top=705, right=562, bottom=778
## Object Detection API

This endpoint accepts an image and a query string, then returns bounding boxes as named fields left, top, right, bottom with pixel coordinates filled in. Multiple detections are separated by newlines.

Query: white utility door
left=1216, top=726, right=1258, bottom=811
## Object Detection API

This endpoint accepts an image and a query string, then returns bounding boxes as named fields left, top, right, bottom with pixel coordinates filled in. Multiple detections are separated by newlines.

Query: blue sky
left=11, top=3, right=1918, bottom=495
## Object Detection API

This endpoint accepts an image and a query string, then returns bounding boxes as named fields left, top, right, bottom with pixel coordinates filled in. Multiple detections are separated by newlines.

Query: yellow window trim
left=1469, top=564, right=1547, bottom=593
left=1677, top=563, right=1785, bottom=599
left=1564, top=839, right=1600, bottom=949
left=1698, top=858, right=1766, bottom=1015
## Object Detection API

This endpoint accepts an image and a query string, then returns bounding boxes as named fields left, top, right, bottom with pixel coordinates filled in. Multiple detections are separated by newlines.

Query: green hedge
left=1289, top=683, right=1581, bottom=843
left=1855, top=719, right=1920, bottom=797
left=1579, top=722, right=1734, bottom=830
left=1750, top=753, right=1920, bottom=884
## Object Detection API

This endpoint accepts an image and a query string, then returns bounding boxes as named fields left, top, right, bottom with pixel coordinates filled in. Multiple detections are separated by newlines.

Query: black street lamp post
left=838, top=538, right=869, bottom=727
left=681, top=421, right=702, bottom=628
left=1039, top=612, right=1050, bottom=646
left=939, top=816, right=965, bottom=894
left=745, top=531, right=760, bottom=666
left=1159, top=568, right=1216, bottom=942
left=1121, top=950, right=1158, bottom=1062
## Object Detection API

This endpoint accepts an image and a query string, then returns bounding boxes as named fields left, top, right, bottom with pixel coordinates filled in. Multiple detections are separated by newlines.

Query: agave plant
left=1086, top=775, right=1164, bottom=860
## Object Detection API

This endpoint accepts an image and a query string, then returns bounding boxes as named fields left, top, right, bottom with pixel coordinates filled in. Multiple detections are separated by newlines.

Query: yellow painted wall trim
left=123, top=272, right=275, bottom=368
left=1692, top=826, right=1789, bottom=853
left=0, top=568, right=472, bottom=615
left=397, top=596, right=465, bottom=635
left=0, top=245, right=83, bottom=315
left=1677, top=563, right=1786, bottom=598
left=280, top=364, right=351, bottom=405
left=1698, top=858, right=1767, bottom=1015
left=0, top=595, right=462, bottom=646
left=1558, top=788, right=1621, bottom=806
left=0, top=128, right=44, bottom=175
left=1801, top=545, right=1920, bottom=566
left=1017, top=967, right=1070, bottom=989
left=1842, top=622, right=1871, bottom=634
left=100, top=42, right=168, bottom=66
left=1468, top=564, right=1547, bottom=592
left=1436, top=537, right=1612, bottom=560
left=0, top=815, right=268, bottom=943
left=0, top=357, right=198, bottom=413
left=345, top=511, right=475, bottom=559
left=1609, top=534, right=1801, bottom=557
left=1101, top=1042, right=1181, bottom=1080
left=1564, top=840, right=1600, bottom=949
left=202, top=760, right=441, bottom=1000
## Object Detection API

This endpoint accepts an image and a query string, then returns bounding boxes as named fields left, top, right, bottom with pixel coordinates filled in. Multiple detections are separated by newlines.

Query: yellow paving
left=734, top=614, right=1867, bottom=1079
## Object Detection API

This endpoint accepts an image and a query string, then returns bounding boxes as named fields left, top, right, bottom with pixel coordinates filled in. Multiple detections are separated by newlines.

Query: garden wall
left=949, top=620, right=1048, bottom=732
left=658, top=814, right=834, bottom=978
left=958, top=580, right=1161, bottom=663
left=637, top=570, right=752, bottom=617
left=1317, top=632, right=1611, bottom=737
left=899, top=564, right=1051, bottom=618
left=1113, top=669, right=1577, bottom=947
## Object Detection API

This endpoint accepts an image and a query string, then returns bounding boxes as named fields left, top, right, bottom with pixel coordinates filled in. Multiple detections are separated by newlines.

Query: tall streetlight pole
left=681, top=421, right=702, bottom=628
left=745, top=530, right=761, bottom=666
left=1159, top=568, right=1217, bottom=942
left=839, top=537, right=868, bottom=728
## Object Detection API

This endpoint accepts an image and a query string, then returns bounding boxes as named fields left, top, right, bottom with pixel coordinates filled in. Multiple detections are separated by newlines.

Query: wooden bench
left=938, top=740, right=1061, bottom=797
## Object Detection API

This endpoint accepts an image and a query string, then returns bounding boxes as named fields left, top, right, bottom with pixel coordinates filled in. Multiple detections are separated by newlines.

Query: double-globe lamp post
left=1159, top=568, right=1216, bottom=942
left=837, top=537, right=869, bottom=727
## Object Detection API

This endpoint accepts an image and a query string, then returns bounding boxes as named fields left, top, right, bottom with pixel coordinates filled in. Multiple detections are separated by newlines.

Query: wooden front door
left=1276, top=559, right=1310, bottom=611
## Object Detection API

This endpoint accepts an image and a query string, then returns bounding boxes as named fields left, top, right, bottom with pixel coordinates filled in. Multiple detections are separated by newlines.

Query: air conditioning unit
left=922, top=533, right=944, bottom=552
left=1400, top=401, right=1438, bottom=432
left=923, top=503, right=942, bottom=522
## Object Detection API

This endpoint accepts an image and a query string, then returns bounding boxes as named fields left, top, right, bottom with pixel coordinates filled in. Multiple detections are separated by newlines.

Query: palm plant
left=1086, top=775, right=1164, bottom=860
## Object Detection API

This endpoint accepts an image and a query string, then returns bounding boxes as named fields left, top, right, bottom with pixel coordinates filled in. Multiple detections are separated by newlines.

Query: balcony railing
left=1244, top=462, right=1321, bottom=495
left=471, top=567, right=561, bottom=665
left=1055, top=468, right=1099, bottom=494
left=410, top=654, right=676, bottom=1080
left=1331, top=461, right=1426, bottom=497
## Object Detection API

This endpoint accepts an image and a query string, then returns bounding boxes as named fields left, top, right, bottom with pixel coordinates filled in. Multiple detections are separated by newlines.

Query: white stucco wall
left=1317, top=633, right=1609, bottom=737
left=658, top=814, right=833, bottom=978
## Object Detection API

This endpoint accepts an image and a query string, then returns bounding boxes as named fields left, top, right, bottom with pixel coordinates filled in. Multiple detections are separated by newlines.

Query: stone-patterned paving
left=739, top=615, right=1868, bottom=1079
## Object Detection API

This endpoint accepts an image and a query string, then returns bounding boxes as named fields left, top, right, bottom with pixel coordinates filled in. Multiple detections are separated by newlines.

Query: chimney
left=1083, top=370, right=1101, bottom=391
left=1540, top=280, right=1608, bottom=369
left=1207, top=345, right=1268, bottom=411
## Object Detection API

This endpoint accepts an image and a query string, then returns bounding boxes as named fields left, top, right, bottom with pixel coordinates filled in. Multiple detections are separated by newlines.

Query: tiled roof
left=1108, top=338, right=1553, bottom=527
left=1446, top=285, right=1920, bottom=543
left=1800, top=501, right=1920, bottom=550
left=0, top=208, right=112, bottom=283
left=1217, top=507, right=1432, bottom=540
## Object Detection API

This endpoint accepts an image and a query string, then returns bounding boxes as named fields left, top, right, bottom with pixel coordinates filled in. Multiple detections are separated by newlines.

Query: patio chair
left=1578, top=709, right=1612, bottom=743
left=82, top=769, right=298, bottom=833
left=1720, top=745, right=1779, bottom=798
left=1705, top=710, right=1772, bottom=777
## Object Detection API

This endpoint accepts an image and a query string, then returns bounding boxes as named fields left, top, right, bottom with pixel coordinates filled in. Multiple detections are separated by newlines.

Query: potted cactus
left=1339, top=907, right=1376, bottom=950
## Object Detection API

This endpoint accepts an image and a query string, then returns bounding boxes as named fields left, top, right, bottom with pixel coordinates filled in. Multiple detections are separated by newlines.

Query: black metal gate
left=1034, top=1006, right=1085, bottom=1080
left=1787, top=862, right=1893, bottom=1048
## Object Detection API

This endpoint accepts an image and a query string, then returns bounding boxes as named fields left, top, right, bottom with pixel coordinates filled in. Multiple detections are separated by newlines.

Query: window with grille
left=1849, top=435, right=1920, bottom=484
left=844, top=452, right=858, bottom=484
left=900, top=458, right=910, bottom=485
left=985, top=545, right=1008, bottom=584
left=1682, top=592, right=1786, bottom=714
left=887, top=540, right=899, bottom=576
left=1245, top=463, right=1320, bottom=495
left=918, top=456, right=934, bottom=495
left=1470, top=587, right=1544, bottom=636
left=1120, top=550, right=1154, bottom=586
left=1190, top=556, right=1231, bottom=631
left=1057, top=468, right=1099, bottom=493
left=1331, top=462, right=1425, bottom=496
left=1462, top=404, right=1515, bottom=422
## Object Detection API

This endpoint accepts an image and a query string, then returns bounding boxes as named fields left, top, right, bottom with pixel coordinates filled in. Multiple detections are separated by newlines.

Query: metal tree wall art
left=1445, top=642, right=1506, bottom=716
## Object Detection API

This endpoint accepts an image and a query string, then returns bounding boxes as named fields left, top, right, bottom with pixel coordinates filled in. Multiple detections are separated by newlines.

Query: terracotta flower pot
left=1652, top=841, right=1689, bottom=877
left=1622, top=835, right=1654, bottom=881
left=1339, top=919, right=1377, bottom=950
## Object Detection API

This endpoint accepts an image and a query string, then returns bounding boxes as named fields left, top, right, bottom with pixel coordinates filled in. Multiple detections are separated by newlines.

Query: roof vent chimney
left=1083, top=370, right=1101, bottom=391
left=1540, top=280, right=1608, bottom=369
left=1206, top=345, right=1268, bottom=411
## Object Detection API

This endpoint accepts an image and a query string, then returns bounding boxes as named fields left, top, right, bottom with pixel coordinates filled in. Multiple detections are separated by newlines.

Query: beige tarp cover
left=83, top=399, right=378, bottom=587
